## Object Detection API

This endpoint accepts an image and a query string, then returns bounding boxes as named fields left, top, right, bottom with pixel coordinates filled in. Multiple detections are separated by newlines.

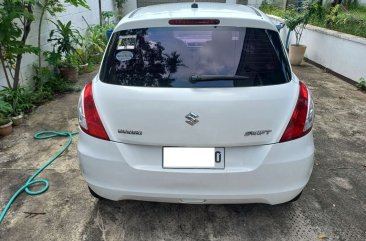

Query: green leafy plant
left=0, top=87, right=34, bottom=116
left=84, top=24, right=113, bottom=63
left=0, top=99, right=12, bottom=117
left=259, top=0, right=286, bottom=17
left=342, top=0, right=359, bottom=10
left=33, top=64, right=75, bottom=95
left=325, top=4, right=341, bottom=28
left=284, top=1, right=316, bottom=45
left=36, top=0, right=64, bottom=69
left=35, top=51, right=63, bottom=90
left=0, top=0, right=39, bottom=89
left=260, top=1, right=366, bottom=39
left=36, top=0, right=89, bottom=69
left=357, top=77, right=366, bottom=91
left=29, top=87, right=53, bottom=106
left=0, top=90, right=12, bottom=125
left=44, top=51, right=62, bottom=67
left=102, top=11, right=114, bottom=25
left=43, top=76, right=75, bottom=94
left=48, top=20, right=82, bottom=56
left=75, top=48, right=89, bottom=65
left=0, top=113, right=11, bottom=126
left=60, top=52, right=79, bottom=69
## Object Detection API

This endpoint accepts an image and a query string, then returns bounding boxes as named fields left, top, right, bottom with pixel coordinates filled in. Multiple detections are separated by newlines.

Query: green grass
left=348, top=5, right=366, bottom=21
left=310, top=5, right=366, bottom=38
left=259, top=3, right=286, bottom=18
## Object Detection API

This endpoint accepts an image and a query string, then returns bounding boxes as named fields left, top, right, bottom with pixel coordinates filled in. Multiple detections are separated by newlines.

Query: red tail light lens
left=169, top=19, right=220, bottom=25
left=280, top=82, right=314, bottom=142
left=79, top=83, right=110, bottom=140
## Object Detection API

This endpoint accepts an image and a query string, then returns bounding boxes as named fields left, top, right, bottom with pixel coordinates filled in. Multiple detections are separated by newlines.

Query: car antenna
left=191, top=0, right=198, bottom=8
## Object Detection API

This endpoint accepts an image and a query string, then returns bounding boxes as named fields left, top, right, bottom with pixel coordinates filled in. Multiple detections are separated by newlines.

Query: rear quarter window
left=100, top=27, right=291, bottom=88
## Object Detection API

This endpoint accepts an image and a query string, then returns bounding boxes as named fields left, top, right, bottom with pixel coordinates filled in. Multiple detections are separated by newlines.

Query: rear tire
left=289, top=191, right=302, bottom=202
left=88, top=186, right=105, bottom=200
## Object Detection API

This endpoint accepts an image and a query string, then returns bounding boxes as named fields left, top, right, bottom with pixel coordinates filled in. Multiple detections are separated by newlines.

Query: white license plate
left=163, top=147, right=224, bottom=169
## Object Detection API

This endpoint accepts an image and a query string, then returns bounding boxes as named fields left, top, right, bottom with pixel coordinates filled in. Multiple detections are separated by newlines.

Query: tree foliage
left=0, top=0, right=90, bottom=89
left=0, top=0, right=38, bottom=89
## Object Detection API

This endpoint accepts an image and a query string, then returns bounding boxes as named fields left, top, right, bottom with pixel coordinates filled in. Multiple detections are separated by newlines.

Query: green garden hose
left=0, top=130, right=78, bottom=224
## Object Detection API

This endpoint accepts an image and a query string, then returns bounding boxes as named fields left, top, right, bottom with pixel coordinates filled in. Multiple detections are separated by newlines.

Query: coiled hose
left=0, top=131, right=78, bottom=224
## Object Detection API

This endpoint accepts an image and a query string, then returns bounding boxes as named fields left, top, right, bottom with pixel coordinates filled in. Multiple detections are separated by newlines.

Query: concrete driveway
left=0, top=63, right=365, bottom=241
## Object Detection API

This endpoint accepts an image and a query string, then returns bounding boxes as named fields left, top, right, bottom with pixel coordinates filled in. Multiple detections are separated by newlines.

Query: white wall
left=270, top=15, right=366, bottom=83
left=123, top=0, right=137, bottom=15
left=0, top=0, right=115, bottom=88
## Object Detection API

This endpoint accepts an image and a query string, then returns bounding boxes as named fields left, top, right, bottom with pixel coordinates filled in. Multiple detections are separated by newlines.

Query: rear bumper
left=77, top=131, right=314, bottom=205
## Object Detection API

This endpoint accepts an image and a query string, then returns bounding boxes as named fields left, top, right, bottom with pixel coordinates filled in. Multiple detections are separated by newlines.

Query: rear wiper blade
left=190, top=75, right=248, bottom=82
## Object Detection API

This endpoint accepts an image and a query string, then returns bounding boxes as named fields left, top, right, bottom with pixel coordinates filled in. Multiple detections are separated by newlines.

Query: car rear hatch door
left=94, top=25, right=297, bottom=147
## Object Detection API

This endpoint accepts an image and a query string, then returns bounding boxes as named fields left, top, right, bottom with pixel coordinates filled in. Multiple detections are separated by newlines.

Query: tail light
left=280, top=82, right=314, bottom=142
left=78, top=82, right=110, bottom=140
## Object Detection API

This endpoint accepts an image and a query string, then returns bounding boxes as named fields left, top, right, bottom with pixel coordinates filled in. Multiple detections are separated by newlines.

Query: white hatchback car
left=78, top=2, right=315, bottom=205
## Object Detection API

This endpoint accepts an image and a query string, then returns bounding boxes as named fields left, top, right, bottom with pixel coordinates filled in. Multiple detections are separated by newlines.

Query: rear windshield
left=100, top=27, right=291, bottom=88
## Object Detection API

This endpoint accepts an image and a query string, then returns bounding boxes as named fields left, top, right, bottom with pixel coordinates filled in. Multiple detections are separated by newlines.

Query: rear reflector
left=80, top=82, right=110, bottom=141
left=280, top=82, right=314, bottom=143
left=169, top=19, right=220, bottom=25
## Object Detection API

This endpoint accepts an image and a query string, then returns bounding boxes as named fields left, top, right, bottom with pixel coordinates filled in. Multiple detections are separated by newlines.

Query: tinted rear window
left=100, top=27, right=291, bottom=88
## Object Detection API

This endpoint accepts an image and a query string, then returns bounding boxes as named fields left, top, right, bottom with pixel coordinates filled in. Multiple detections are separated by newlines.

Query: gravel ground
left=0, top=62, right=365, bottom=241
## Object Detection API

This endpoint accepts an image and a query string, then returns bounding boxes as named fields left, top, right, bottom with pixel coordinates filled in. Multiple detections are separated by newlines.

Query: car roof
left=115, top=3, right=276, bottom=31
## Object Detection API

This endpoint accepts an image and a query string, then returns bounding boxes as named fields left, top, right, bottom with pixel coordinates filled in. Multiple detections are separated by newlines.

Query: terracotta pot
left=0, top=121, right=13, bottom=136
left=60, top=67, right=79, bottom=82
left=289, top=45, right=307, bottom=66
left=11, top=114, right=24, bottom=126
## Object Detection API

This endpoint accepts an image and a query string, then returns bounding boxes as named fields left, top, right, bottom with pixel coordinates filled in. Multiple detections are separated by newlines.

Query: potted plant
left=0, top=100, right=13, bottom=136
left=48, top=20, right=82, bottom=81
left=0, top=115, right=12, bottom=136
left=1, top=87, right=33, bottom=126
left=59, top=52, right=79, bottom=82
left=284, top=2, right=314, bottom=65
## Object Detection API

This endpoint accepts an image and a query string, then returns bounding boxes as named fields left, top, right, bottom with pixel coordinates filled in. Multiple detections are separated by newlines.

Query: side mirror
left=276, top=23, right=285, bottom=31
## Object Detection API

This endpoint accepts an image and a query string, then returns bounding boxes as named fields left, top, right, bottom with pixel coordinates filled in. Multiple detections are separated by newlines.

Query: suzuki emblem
left=185, top=112, right=199, bottom=126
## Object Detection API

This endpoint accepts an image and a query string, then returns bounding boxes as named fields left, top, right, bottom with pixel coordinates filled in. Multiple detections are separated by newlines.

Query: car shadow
left=81, top=198, right=299, bottom=241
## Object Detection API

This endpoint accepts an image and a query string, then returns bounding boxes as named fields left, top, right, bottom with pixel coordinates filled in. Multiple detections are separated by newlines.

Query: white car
left=77, top=2, right=315, bottom=205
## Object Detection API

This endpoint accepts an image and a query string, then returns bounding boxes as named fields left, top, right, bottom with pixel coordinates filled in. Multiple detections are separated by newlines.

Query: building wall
left=0, top=0, right=115, bottom=88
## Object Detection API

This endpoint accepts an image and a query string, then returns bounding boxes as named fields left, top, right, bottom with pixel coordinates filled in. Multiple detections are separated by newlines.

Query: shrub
left=33, top=67, right=75, bottom=94
left=259, top=0, right=286, bottom=17
left=357, top=77, right=366, bottom=91
left=0, top=113, right=11, bottom=126
left=0, top=87, right=34, bottom=115
left=0, top=99, right=12, bottom=117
